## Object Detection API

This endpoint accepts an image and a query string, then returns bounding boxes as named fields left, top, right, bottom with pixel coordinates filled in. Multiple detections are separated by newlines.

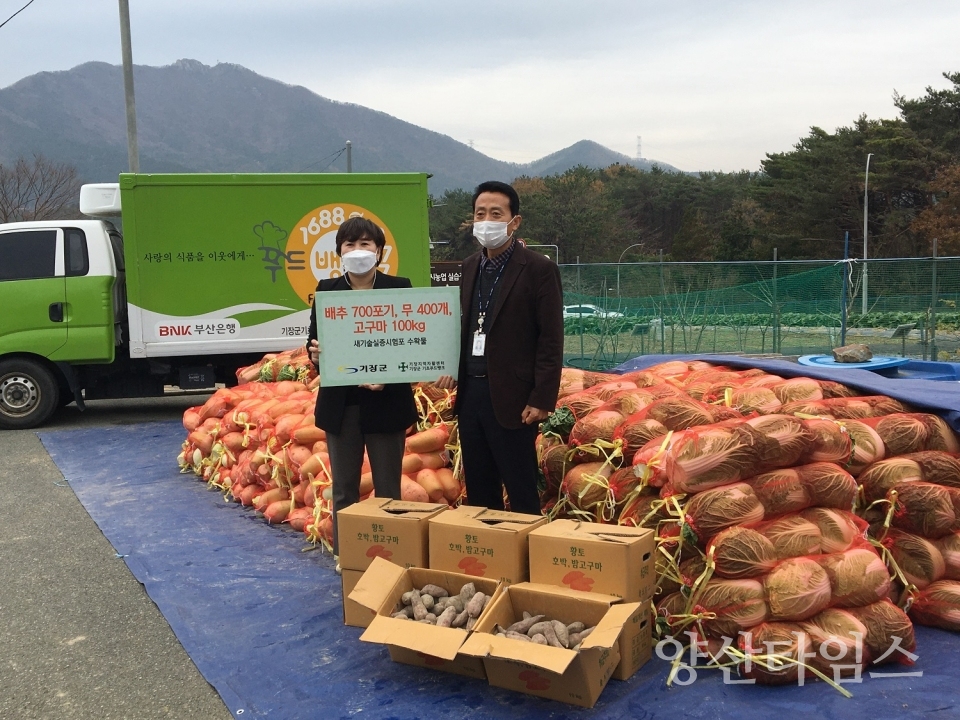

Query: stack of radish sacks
left=540, top=362, right=960, bottom=686
left=178, top=376, right=463, bottom=551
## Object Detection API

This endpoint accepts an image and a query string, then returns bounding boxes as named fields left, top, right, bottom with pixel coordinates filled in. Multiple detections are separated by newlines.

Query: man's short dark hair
left=335, top=216, right=385, bottom=255
left=472, top=181, right=520, bottom=217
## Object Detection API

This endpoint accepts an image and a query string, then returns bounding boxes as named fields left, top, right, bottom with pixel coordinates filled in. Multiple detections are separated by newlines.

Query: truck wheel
left=0, top=359, right=60, bottom=429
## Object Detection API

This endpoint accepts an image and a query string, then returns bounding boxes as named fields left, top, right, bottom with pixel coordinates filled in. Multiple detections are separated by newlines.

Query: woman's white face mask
left=341, top=249, right=379, bottom=274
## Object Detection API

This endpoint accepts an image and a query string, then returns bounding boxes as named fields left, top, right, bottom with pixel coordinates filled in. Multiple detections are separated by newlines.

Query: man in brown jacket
left=435, top=181, right=564, bottom=513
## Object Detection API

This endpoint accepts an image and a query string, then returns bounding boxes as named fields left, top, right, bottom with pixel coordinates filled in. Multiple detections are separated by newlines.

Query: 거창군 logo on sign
left=285, top=203, right=400, bottom=306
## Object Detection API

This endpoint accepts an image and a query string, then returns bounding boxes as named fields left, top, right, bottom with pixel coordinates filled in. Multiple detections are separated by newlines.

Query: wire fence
left=559, top=257, right=960, bottom=370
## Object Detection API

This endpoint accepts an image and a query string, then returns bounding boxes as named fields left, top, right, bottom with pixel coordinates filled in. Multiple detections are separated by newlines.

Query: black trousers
left=457, top=376, right=541, bottom=514
left=327, top=404, right=405, bottom=555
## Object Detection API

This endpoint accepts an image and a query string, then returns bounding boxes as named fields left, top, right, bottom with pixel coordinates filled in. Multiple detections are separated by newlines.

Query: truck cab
left=0, top=219, right=124, bottom=427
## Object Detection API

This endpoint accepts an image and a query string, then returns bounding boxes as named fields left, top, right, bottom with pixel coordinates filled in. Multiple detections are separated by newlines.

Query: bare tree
left=0, top=154, right=83, bottom=222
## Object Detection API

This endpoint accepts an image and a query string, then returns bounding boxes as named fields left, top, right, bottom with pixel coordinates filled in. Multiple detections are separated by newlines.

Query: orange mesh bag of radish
left=909, top=579, right=960, bottom=631
left=856, top=413, right=960, bottom=456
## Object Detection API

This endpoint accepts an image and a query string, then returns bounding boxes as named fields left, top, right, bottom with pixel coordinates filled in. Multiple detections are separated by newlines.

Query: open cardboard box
left=528, top=519, right=655, bottom=679
left=349, top=556, right=503, bottom=679
left=460, top=582, right=641, bottom=708
left=338, top=498, right=448, bottom=573
left=429, top=506, right=547, bottom=583
left=341, top=569, right=376, bottom=629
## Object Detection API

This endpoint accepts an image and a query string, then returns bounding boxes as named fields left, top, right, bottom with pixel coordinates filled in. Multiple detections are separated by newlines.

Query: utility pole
left=346, top=141, right=352, bottom=172
left=118, top=0, right=139, bottom=172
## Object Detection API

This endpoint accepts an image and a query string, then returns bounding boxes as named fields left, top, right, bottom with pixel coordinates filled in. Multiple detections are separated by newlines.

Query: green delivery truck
left=0, top=173, right=431, bottom=429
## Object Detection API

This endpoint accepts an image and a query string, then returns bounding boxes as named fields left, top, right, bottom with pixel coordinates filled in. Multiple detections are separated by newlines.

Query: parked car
left=562, top=304, right=624, bottom=320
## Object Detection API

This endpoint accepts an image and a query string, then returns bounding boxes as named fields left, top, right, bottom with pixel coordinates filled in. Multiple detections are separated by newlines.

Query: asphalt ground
left=0, top=396, right=234, bottom=720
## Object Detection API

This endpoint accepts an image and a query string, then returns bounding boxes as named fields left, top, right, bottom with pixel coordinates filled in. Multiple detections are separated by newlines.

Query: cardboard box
left=613, top=601, right=653, bottom=681
left=460, top=583, right=640, bottom=708
left=429, top=506, right=547, bottom=583
left=338, top=498, right=448, bottom=573
left=528, top=520, right=656, bottom=602
left=350, top=556, right=503, bottom=679
left=342, top=569, right=377, bottom=628
left=528, top=520, right=655, bottom=680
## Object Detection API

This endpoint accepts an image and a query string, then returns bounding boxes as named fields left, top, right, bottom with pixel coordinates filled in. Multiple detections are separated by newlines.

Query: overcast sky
left=1, top=0, right=957, bottom=171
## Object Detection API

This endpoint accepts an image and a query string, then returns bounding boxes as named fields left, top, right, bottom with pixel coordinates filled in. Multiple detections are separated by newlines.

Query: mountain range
left=0, top=59, right=681, bottom=193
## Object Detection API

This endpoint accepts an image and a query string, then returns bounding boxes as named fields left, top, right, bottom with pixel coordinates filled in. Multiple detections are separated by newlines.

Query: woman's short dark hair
left=335, top=216, right=386, bottom=255
left=472, top=180, right=520, bottom=217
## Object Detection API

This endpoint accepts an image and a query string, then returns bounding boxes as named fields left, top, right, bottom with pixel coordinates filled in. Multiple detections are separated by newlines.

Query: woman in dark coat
left=306, top=217, right=418, bottom=567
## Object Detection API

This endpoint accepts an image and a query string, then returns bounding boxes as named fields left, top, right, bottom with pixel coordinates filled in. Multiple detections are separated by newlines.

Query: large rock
left=833, top=344, right=873, bottom=363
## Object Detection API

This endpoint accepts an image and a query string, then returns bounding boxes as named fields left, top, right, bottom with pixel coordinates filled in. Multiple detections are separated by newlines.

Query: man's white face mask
left=473, top=220, right=511, bottom=249
left=341, top=249, right=379, bottom=274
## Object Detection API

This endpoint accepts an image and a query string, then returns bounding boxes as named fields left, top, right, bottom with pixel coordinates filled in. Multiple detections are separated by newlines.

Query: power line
left=0, top=0, right=37, bottom=31
left=299, top=146, right=346, bottom=173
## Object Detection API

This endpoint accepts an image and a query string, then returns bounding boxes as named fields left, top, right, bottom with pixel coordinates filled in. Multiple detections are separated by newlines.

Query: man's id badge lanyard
left=473, top=263, right=507, bottom=356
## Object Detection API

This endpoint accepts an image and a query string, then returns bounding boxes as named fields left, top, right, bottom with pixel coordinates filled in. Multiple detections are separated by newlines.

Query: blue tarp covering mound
left=614, top=354, right=960, bottom=432
left=40, top=419, right=960, bottom=719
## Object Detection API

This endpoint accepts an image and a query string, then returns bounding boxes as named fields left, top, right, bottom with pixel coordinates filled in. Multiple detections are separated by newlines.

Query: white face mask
left=341, top=249, right=379, bottom=275
left=473, top=220, right=511, bottom=249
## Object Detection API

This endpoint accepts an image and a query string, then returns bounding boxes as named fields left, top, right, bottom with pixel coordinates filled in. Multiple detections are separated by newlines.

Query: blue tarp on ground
left=40, top=419, right=960, bottom=719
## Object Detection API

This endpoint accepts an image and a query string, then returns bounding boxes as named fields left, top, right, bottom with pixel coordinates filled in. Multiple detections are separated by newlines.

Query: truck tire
left=0, top=358, right=60, bottom=429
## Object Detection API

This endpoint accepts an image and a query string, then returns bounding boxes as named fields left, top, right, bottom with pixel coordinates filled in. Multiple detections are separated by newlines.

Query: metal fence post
left=577, top=256, right=584, bottom=361
left=931, top=239, right=938, bottom=360
left=841, top=232, right=849, bottom=346
left=772, top=248, right=779, bottom=353
left=659, top=249, right=666, bottom=354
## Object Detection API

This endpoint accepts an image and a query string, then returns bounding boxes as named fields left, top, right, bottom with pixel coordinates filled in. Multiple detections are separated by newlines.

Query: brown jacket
left=453, top=243, right=564, bottom=428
